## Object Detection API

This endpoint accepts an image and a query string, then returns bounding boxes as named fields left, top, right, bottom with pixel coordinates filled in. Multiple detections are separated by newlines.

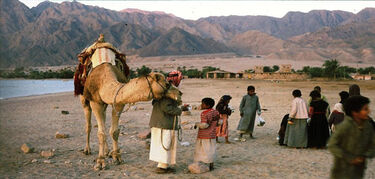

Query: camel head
left=146, top=72, right=182, bottom=104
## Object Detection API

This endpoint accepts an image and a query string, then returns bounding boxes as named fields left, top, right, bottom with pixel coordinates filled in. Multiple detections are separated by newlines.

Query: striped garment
left=198, top=109, right=220, bottom=139
left=91, top=48, right=116, bottom=68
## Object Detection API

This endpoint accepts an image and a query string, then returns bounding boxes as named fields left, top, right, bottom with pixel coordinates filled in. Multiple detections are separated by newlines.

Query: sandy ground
left=23, top=54, right=375, bottom=73
left=0, top=79, right=375, bottom=178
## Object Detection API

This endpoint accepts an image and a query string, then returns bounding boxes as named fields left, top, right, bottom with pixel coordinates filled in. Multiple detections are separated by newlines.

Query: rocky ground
left=0, top=79, right=374, bottom=178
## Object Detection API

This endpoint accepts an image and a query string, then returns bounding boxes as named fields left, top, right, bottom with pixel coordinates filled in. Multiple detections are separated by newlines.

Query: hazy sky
left=20, top=0, right=375, bottom=20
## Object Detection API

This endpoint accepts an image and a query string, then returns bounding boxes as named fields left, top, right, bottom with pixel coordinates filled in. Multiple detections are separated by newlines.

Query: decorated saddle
left=74, top=39, right=130, bottom=96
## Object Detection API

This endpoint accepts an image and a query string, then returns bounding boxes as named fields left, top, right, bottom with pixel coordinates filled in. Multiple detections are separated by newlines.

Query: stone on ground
left=55, top=131, right=69, bottom=139
left=188, top=162, right=210, bottom=174
left=21, top=143, right=34, bottom=154
left=40, top=150, right=54, bottom=158
left=137, top=130, right=151, bottom=139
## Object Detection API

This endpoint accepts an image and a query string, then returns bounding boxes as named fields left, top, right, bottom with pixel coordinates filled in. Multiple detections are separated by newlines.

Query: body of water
left=0, top=79, right=74, bottom=99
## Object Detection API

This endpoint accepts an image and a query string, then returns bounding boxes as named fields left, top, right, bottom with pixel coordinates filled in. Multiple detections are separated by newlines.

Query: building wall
left=279, top=64, right=292, bottom=73
left=254, top=66, right=264, bottom=73
left=352, top=75, right=372, bottom=80
left=246, top=73, right=308, bottom=80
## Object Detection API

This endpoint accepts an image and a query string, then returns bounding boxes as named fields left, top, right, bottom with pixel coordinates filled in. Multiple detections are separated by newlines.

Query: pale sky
left=20, top=0, right=375, bottom=20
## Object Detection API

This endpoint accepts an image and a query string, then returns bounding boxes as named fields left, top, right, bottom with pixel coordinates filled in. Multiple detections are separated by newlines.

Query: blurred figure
left=349, top=84, right=361, bottom=97
left=348, top=84, right=375, bottom=130
left=328, top=96, right=375, bottom=179
left=284, top=90, right=309, bottom=148
left=308, top=90, right=330, bottom=149
left=329, top=91, right=349, bottom=133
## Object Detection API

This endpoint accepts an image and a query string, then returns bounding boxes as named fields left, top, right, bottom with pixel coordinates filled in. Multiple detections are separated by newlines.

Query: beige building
left=254, top=66, right=264, bottom=73
left=206, top=70, right=243, bottom=79
left=278, top=64, right=292, bottom=73
left=245, top=64, right=308, bottom=80
left=351, top=74, right=373, bottom=80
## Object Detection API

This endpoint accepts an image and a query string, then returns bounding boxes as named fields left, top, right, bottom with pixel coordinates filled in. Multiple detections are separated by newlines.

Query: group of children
left=191, top=85, right=262, bottom=172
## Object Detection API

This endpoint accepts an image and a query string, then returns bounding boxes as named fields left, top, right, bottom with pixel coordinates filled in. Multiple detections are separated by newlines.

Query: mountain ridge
left=1, top=0, right=375, bottom=67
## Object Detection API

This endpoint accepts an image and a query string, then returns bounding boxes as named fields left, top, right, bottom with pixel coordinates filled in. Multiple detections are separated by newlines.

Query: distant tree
left=358, top=67, right=375, bottom=74
left=13, top=67, right=26, bottom=78
left=309, top=67, right=324, bottom=78
left=323, top=59, right=340, bottom=79
left=136, top=65, right=152, bottom=76
left=337, top=66, right=356, bottom=79
left=272, top=65, right=280, bottom=72
left=263, top=66, right=272, bottom=72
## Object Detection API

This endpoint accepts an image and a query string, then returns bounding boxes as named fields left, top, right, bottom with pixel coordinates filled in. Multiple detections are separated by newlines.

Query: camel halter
left=145, top=75, right=170, bottom=99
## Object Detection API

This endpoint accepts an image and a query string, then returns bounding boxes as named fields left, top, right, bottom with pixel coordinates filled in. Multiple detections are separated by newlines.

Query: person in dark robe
left=278, top=114, right=289, bottom=145
left=328, top=96, right=375, bottom=179
left=308, top=90, right=330, bottom=148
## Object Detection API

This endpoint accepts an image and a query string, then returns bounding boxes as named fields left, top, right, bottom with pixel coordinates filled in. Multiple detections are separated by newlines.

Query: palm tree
left=323, top=59, right=340, bottom=79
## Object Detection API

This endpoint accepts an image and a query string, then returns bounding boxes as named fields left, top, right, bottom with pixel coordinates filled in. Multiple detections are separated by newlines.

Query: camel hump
left=91, top=48, right=116, bottom=68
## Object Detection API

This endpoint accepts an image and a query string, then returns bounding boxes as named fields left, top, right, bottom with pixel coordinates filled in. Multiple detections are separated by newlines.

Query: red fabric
left=74, top=63, right=85, bottom=96
left=167, top=70, right=182, bottom=87
left=198, top=109, right=220, bottom=139
left=216, top=114, right=229, bottom=137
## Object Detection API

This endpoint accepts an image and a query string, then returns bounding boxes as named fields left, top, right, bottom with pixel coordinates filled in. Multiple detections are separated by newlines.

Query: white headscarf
left=332, top=103, right=344, bottom=113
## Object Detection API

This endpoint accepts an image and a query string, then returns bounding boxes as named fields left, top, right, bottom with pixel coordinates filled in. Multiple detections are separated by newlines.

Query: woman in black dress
left=308, top=90, right=330, bottom=148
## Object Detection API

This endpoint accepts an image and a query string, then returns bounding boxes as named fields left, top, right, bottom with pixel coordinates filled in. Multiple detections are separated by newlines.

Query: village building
left=245, top=64, right=308, bottom=80
left=351, top=74, right=374, bottom=80
left=206, top=70, right=244, bottom=79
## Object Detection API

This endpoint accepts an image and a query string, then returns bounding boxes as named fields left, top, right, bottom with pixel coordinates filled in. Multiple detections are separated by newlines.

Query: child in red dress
left=216, top=95, right=232, bottom=144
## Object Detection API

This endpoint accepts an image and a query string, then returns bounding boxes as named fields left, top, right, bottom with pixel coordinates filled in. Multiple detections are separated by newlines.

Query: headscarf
left=222, top=95, right=232, bottom=102
left=332, top=103, right=344, bottom=113
left=167, top=70, right=183, bottom=87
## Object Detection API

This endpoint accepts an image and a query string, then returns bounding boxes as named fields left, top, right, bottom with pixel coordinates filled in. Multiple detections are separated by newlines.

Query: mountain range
left=0, top=0, right=375, bottom=67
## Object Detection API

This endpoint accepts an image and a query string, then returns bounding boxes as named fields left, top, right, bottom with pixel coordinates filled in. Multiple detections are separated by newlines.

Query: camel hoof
left=109, top=150, right=122, bottom=165
left=94, top=158, right=107, bottom=171
left=83, top=148, right=91, bottom=155
left=112, top=154, right=122, bottom=165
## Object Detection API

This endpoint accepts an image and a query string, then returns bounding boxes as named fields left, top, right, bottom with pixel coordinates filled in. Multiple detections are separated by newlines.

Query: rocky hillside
left=1, top=0, right=375, bottom=67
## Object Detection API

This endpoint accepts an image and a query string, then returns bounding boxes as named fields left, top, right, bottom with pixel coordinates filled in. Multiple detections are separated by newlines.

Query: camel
left=79, top=63, right=182, bottom=170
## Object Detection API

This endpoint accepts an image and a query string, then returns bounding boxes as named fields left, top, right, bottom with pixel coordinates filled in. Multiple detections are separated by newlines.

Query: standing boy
left=237, top=85, right=261, bottom=140
left=328, top=96, right=375, bottom=179
left=194, top=98, right=220, bottom=171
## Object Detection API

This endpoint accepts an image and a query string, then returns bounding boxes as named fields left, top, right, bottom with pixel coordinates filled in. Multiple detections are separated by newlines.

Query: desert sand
left=0, top=79, right=374, bottom=178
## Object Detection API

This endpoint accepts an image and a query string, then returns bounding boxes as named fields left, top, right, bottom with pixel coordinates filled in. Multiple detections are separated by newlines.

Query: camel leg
left=91, top=102, right=108, bottom=170
left=110, top=104, right=125, bottom=165
left=80, top=96, right=92, bottom=155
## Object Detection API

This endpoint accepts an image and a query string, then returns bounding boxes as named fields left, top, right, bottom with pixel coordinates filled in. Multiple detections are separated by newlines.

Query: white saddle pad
left=91, top=48, right=116, bottom=68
